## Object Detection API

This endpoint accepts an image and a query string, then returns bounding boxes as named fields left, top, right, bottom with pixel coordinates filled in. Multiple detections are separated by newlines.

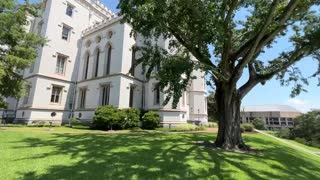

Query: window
left=105, top=45, right=112, bottom=75
left=55, top=54, right=67, bottom=75
left=130, top=47, right=136, bottom=76
left=51, top=86, right=62, bottom=104
left=100, top=84, right=110, bottom=106
left=154, top=83, right=160, bottom=105
left=62, top=25, right=71, bottom=40
left=23, top=87, right=31, bottom=104
left=93, top=49, right=100, bottom=77
left=129, top=86, right=134, bottom=107
left=83, top=53, right=90, bottom=80
left=287, top=118, right=294, bottom=125
left=79, top=88, right=87, bottom=109
left=66, top=4, right=74, bottom=17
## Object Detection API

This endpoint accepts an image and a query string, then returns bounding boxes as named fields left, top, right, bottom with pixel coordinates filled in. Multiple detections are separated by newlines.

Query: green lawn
left=1, top=129, right=320, bottom=179
left=286, top=139, right=320, bottom=152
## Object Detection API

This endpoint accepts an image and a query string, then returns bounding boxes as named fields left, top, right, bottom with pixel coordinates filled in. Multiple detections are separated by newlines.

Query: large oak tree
left=118, top=0, right=320, bottom=150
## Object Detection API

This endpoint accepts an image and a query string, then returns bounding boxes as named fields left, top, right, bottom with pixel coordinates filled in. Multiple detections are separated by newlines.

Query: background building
left=241, top=105, right=301, bottom=129
left=0, top=0, right=208, bottom=126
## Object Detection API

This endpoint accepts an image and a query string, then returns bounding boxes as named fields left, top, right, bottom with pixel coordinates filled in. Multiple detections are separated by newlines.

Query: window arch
left=93, top=48, right=100, bottom=78
left=105, top=44, right=112, bottom=75
left=83, top=52, right=90, bottom=80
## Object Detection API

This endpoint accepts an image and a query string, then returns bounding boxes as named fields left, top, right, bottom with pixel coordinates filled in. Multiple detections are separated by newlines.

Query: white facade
left=1, top=0, right=207, bottom=126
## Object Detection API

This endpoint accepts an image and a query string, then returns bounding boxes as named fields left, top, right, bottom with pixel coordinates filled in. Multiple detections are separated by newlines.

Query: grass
left=1, top=128, right=320, bottom=179
left=286, top=139, right=320, bottom=152
left=262, top=130, right=320, bottom=152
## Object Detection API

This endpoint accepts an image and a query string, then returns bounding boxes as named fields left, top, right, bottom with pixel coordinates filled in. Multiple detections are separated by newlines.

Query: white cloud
left=286, top=98, right=316, bottom=113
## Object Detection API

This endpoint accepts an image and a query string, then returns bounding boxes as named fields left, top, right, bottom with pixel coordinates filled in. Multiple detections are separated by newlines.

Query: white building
left=240, top=105, right=301, bottom=129
left=1, top=0, right=208, bottom=126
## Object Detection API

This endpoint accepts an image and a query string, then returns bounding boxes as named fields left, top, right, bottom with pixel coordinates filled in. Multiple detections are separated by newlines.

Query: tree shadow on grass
left=11, top=132, right=320, bottom=179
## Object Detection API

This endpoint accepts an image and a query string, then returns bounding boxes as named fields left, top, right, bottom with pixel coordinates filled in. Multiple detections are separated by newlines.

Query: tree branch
left=232, top=0, right=298, bottom=63
left=167, top=26, right=225, bottom=81
left=221, top=0, right=238, bottom=76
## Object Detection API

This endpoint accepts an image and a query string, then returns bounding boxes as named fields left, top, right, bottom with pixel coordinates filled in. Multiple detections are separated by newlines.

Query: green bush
left=30, top=120, right=47, bottom=127
left=70, top=117, right=82, bottom=127
left=92, top=106, right=140, bottom=130
left=123, top=108, right=140, bottom=129
left=289, top=112, right=320, bottom=148
left=158, top=124, right=207, bottom=132
left=207, top=122, right=218, bottom=128
left=92, top=106, right=123, bottom=130
left=240, top=123, right=254, bottom=132
left=141, top=111, right=160, bottom=130
left=252, top=118, right=266, bottom=130
left=277, top=128, right=291, bottom=139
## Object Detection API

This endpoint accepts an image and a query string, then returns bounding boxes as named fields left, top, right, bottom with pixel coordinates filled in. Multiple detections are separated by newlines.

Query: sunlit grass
left=0, top=129, right=319, bottom=179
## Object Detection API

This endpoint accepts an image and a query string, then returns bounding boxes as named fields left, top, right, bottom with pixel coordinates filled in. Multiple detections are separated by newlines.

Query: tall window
left=100, top=84, right=110, bottom=106
left=66, top=4, right=74, bottom=17
left=93, top=49, right=100, bottom=77
left=51, top=86, right=62, bottom=104
left=130, top=47, right=136, bottom=76
left=62, top=25, right=71, bottom=40
left=129, top=86, right=134, bottom=107
left=23, top=87, right=31, bottom=104
left=79, top=88, right=87, bottom=109
left=105, top=45, right=112, bottom=75
left=55, top=55, right=66, bottom=75
left=154, top=83, right=160, bottom=105
left=83, top=54, right=90, bottom=80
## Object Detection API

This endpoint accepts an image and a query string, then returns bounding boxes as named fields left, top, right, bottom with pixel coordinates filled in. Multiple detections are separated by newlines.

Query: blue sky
left=24, top=0, right=320, bottom=112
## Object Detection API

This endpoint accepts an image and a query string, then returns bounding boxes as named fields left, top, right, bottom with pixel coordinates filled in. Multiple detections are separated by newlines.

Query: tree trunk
left=214, top=83, right=247, bottom=150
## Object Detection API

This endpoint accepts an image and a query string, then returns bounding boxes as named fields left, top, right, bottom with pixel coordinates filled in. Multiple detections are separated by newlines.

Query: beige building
left=240, top=105, right=301, bottom=129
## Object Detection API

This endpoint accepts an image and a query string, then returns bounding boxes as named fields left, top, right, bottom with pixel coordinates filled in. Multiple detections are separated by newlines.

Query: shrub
left=92, top=106, right=140, bottom=130
left=158, top=124, right=207, bottom=132
left=70, top=117, right=82, bottom=127
left=207, top=122, right=218, bottom=128
left=30, top=120, right=47, bottom=127
left=277, top=128, right=291, bottom=139
left=252, top=118, right=266, bottom=130
left=289, top=112, right=320, bottom=148
left=92, top=106, right=122, bottom=130
left=122, top=108, right=140, bottom=129
left=240, top=123, right=254, bottom=132
left=141, top=111, right=160, bottom=130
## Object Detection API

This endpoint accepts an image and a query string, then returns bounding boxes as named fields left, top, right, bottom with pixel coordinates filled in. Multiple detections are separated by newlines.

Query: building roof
left=241, top=105, right=300, bottom=113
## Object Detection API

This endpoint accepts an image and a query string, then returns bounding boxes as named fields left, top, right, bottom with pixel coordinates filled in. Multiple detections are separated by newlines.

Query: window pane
left=62, top=26, right=70, bottom=40
left=66, top=5, right=73, bottom=17
left=106, top=46, right=112, bottom=75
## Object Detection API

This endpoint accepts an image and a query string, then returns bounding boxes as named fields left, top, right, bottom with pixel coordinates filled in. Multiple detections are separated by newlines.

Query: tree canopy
left=119, top=0, right=320, bottom=106
left=0, top=0, right=45, bottom=108
left=118, top=0, right=320, bottom=149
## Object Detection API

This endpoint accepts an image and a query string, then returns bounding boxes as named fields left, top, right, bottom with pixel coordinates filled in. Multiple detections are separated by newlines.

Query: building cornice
left=75, top=0, right=116, bottom=19
left=77, top=73, right=146, bottom=84
left=17, top=107, right=70, bottom=111
left=82, top=15, right=124, bottom=37
left=24, top=74, right=76, bottom=84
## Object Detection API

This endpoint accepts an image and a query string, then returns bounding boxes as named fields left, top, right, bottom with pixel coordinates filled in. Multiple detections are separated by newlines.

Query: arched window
left=83, top=53, right=90, bottom=80
left=105, top=45, right=112, bottom=75
left=93, top=49, right=100, bottom=77
left=130, top=46, right=136, bottom=76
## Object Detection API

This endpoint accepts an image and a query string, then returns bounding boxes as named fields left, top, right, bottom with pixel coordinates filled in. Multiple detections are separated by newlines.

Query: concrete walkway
left=255, top=129, right=320, bottom=157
